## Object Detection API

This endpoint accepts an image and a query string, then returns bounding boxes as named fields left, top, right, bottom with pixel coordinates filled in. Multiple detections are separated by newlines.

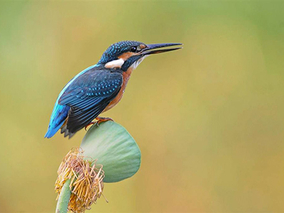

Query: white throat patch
left=104, top=55, right=148, bottom=70
left=105, top=58, right=125, bottom=69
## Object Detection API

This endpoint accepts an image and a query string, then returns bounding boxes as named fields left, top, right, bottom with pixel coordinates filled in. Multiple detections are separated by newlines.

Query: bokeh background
left=1, top=1, right=284, bottom=212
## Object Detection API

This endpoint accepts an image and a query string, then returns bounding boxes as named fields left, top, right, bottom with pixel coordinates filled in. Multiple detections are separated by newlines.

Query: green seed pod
left=80, top=121, right=141, bottom=183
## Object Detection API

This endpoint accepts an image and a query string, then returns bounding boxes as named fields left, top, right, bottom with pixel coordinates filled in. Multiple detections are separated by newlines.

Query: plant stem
left=56, top=179, right=71, bottom=213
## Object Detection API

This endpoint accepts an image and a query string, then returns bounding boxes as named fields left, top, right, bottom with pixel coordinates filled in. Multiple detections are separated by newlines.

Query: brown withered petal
left=55, top=148, right=106, bottom=213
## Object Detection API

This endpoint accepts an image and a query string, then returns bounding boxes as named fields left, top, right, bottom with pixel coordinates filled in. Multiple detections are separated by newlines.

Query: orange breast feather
left=103, top=67, right=133, bottom=112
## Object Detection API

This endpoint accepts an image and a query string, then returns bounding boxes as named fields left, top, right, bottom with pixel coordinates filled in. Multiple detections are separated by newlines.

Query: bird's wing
left=59, top=69, right=123, bottom=134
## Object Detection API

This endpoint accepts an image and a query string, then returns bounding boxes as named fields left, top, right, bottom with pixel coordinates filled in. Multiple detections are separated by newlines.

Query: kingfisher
left=45, top=41, right=182, bottom=138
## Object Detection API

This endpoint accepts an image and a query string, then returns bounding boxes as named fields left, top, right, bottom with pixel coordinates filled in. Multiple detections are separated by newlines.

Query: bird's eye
left=130, top=46, right=137, bottom=52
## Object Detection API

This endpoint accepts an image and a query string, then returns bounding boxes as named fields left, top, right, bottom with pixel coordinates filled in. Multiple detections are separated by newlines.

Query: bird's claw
left=84, top=122, right=96, bottom=131
left=95, top=117, right=114, bottom=126
left=84, top=117, right=113, bottom=130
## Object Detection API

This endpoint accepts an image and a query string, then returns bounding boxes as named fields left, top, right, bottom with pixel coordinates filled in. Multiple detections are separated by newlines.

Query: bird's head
left=98, top=41, right=182, bottom=71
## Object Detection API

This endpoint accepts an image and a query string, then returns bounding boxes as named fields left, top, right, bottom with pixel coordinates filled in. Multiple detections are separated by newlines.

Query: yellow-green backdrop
left=0, top=1, right=284, bottom=212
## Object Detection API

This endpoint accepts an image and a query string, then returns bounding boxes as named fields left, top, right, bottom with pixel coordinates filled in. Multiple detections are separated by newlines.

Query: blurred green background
left=1, top=1, right=284, bottom=212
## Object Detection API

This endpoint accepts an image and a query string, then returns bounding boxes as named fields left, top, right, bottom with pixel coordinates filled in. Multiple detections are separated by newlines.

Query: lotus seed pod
left=80, top=121, right=141, bottom=183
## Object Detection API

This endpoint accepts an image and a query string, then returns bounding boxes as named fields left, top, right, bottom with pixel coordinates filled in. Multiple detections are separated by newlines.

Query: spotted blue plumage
left=45, top=64, right=123, bottom=138
left=44, top=64, right=98, bottom=138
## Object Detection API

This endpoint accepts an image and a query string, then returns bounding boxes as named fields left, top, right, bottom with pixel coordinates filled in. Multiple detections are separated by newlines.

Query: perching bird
left=45, top=41, right=182, bottom=138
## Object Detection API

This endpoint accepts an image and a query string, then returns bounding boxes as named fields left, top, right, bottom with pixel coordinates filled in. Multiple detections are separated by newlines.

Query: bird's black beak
left=142, top=43, right=182, bottom=56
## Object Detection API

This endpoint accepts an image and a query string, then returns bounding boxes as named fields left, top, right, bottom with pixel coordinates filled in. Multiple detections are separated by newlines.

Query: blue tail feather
left=44, top=104, right=70, bottom=138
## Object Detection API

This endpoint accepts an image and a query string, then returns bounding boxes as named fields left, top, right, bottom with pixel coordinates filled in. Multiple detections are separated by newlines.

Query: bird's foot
left=84, top=122, right=96, bottom=131
left=95, top=117, right=114, bottom=126
left=84, top=117, right=114, bottom=130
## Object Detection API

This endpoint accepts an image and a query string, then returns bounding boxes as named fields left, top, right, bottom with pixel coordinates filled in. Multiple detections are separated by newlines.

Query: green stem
left=56, top=179, right=71, bottom=213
